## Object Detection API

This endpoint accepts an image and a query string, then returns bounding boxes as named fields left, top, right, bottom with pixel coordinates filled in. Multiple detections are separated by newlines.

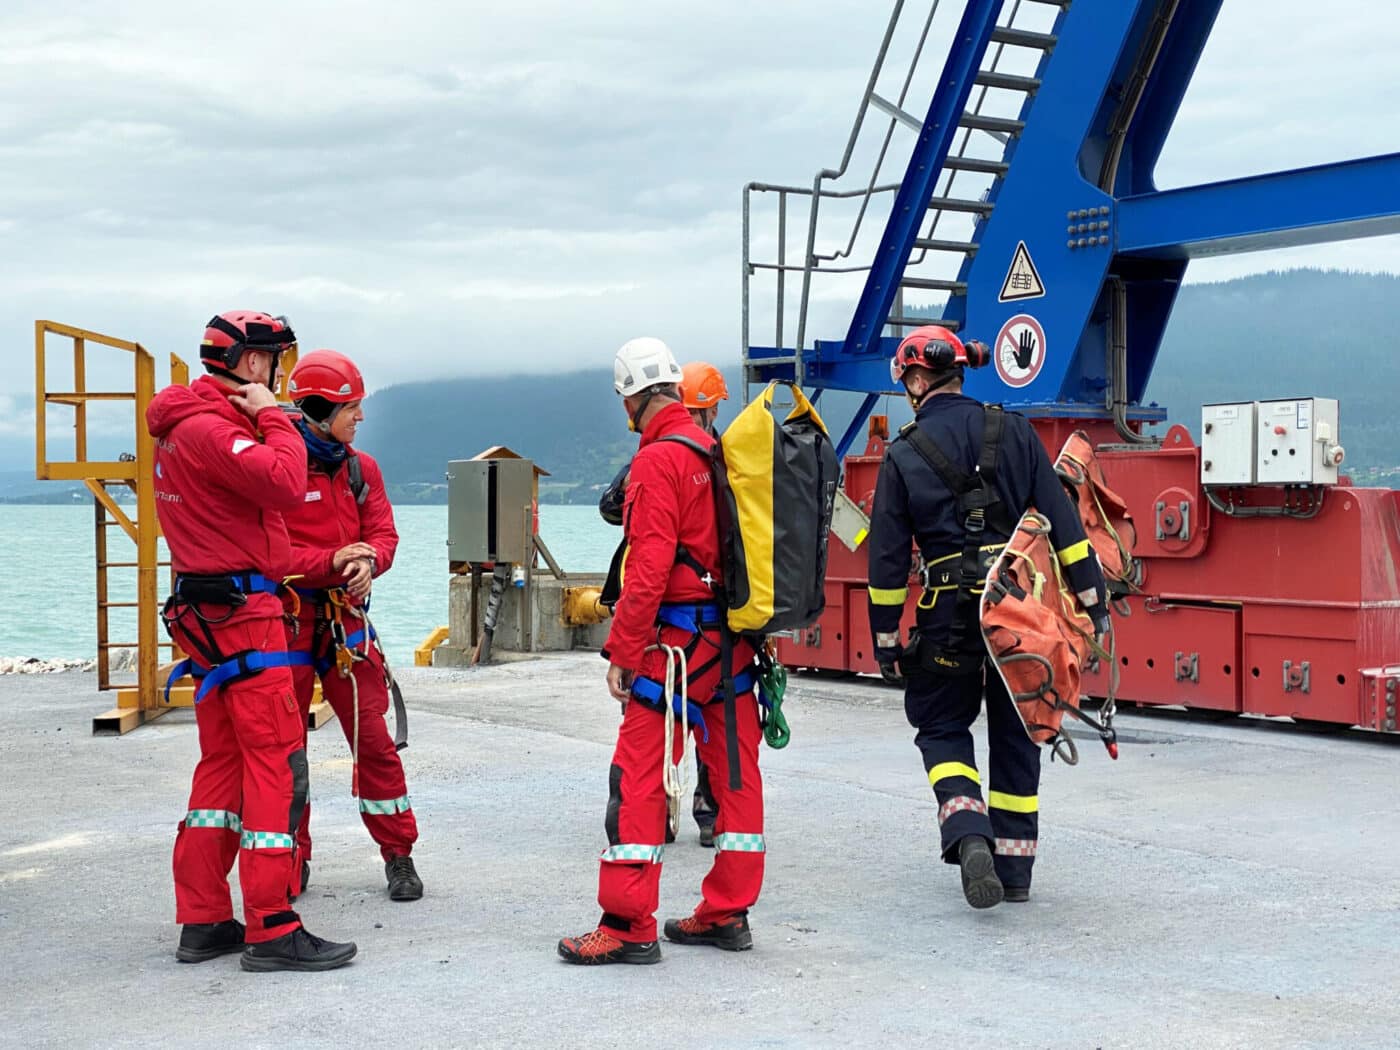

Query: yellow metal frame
left=415, top=626, right=451, bottom=667
left=35, top=322, right=328, bottom=734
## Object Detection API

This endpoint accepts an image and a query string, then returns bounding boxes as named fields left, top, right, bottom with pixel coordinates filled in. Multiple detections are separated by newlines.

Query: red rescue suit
left=282, top=447, right=416, bottom=863
left=596, top=401, right=764, bottom=944
left=147, top=376, right=307, bottom=944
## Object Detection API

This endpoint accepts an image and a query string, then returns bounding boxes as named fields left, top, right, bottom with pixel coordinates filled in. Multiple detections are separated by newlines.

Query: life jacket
left=980, top=435, right=1130, bottom=764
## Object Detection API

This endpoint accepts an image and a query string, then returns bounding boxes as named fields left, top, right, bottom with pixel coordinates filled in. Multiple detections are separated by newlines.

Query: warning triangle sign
left=998, top=241, right=1046, bottom=303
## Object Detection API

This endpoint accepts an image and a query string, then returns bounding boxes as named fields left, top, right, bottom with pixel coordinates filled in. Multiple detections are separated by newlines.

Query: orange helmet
left=680, top=362, right=729, bottom=410
left=890, top=324, right=990, bottom=384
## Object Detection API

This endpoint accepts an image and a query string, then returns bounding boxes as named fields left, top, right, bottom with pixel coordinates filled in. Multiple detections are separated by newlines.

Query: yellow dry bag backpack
left=719, top=381, right=840, bottom=636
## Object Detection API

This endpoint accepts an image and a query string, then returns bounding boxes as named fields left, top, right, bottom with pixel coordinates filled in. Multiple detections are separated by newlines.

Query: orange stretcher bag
left=979, top=433, right=1139, bottom=764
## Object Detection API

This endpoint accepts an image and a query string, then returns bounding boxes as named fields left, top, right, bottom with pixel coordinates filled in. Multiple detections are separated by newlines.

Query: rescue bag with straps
left=897, top=405, right=1014, bottom=677
left=161, top=572, right=310, bottom=703
left=980, top=436, right=1130, bottom=765
left=1054, top=431, right=1141, bottom=603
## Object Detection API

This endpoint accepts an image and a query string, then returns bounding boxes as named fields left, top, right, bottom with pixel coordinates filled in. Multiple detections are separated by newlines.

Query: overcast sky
left=6, top=0, right=1400, bottom=452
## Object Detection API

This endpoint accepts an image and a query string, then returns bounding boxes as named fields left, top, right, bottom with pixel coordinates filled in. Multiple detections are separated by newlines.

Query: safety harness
left=897, top=405, right=1014, bottom=676
left=294, top=586, right=409, bottom=797
left=162, top=572, right=310, bottom=703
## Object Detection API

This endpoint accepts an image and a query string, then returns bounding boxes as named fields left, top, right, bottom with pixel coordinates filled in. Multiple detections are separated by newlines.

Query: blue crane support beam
left=839, top=0, right=1006, bottom=360
left=1117, top=153, right=1400, bottom=259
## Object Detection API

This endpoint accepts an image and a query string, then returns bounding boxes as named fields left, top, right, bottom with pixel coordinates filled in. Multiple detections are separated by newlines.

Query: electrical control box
left=1200, top=402, right=1256, bottom=485
left=446, top=457, right=535, bottom=564
left=1255, top=397, right=1342, bottom=485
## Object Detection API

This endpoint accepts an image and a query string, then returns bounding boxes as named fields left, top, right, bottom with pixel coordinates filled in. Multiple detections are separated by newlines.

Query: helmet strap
left=908, top=369, right=961, bottom=410
left=628, top=391, right=656, bottom=433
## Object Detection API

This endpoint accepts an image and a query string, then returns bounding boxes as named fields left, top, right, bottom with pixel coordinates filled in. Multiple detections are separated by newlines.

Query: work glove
left=1091, top=609, right=1112, bottom=647
left=876, top=646, right=905, bottom=687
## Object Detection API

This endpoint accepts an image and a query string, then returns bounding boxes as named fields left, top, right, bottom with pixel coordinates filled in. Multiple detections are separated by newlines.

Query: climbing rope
left=658, top=642, right=693, bottom=842
left=758, top=654, right=791, bottom=749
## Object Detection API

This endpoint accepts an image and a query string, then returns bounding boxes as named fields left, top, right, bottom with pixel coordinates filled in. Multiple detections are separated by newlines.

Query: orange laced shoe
left=556, top=928, right=661, bottom=966
left=662, top=912, right=753, bottom=952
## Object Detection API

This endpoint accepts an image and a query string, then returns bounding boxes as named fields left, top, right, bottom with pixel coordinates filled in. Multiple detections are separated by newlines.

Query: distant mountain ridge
left=355, top=268, right=1400, bottom=500
left=5, top=268, right=1397, bottom=504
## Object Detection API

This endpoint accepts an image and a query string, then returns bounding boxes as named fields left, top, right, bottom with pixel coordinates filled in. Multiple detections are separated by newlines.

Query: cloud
left=0, top=0, right=1397, bottom=415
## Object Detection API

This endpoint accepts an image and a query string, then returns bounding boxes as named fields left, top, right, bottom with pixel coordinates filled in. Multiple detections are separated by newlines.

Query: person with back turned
left=148, top=311, right=357, bottom=971
left=559, top=339, right=766, bottom=965
left=866, top=324, right=1109, bottom=909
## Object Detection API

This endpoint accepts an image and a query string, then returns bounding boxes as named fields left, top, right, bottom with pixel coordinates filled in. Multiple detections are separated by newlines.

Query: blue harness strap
left=176, top=572, right=284, bottom=599
left=313, top=622, right=379, bottom=676
left=655, top=602, right=724, bottom=634
left=166, top=650, right=314, bottom=704
left=628, top=668, right=757, bottom=743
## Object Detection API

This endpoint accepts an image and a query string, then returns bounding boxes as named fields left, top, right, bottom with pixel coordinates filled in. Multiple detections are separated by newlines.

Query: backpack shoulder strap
left=900, top=422, right=970, bottom=494
left=346, top=453, right=368, bottom=505
left=657, top=433, right=714, bottom=459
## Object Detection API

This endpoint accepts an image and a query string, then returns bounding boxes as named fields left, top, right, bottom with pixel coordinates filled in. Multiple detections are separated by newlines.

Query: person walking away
left=866, top=325, right=1109, bottom=909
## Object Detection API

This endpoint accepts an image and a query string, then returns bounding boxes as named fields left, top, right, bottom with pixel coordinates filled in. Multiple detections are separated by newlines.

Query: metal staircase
left=743, top=0, right=1064, bottom=407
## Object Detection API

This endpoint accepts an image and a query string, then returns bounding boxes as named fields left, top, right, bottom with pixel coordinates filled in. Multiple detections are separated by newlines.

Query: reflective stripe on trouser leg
left=226, top=665, right=304, bottom=943
left=321, top=645, right=419, bottom=861
left=906, top=670, right=995, bottom=862
left=692, top=689, right=765, bottom=925
left=597, top=701, right=672, bottom=943
left=986, top=669, right=1041, bottom=888
left=174, top=695, right=242, bottom=926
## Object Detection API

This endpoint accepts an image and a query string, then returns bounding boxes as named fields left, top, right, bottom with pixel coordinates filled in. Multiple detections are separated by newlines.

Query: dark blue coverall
left=867, top=392, right=1108, bottom=891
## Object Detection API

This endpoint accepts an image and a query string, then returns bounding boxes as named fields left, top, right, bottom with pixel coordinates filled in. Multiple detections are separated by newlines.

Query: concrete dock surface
left=2, top=653, right=1398, bottom=1050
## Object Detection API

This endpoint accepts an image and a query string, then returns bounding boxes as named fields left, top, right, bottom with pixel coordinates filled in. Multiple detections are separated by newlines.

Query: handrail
left=743, top=0, right=1040, bottom=382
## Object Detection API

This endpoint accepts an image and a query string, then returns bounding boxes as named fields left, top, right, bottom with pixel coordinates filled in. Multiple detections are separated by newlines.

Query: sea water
left=0, top=504, right=618, bottom=668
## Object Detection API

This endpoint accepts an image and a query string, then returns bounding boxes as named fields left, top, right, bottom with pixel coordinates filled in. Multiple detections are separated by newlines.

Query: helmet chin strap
left=628, top=391, right=656, bottom=433
left=907, top=369, right=960, bottom=410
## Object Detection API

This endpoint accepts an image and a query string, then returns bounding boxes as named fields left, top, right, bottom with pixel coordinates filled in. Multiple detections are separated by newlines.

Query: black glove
left=876, top=646, right=905, bottom=686
left=1091, top=609, right=1111, bottom=645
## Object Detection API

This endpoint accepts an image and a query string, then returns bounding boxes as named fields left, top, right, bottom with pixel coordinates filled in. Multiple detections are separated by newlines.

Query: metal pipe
left=741, top=184, right=751, bottom=404
left=776, top=191, right=786, bottom=350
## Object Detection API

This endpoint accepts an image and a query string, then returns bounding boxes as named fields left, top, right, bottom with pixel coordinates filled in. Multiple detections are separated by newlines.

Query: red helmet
left=287, top=349, right=366, bottom=404
left=200, top=311, right=296, bottom=370
left=680, top=361, right=729, bottom=409
left=890, top=324, right=990, bottom=384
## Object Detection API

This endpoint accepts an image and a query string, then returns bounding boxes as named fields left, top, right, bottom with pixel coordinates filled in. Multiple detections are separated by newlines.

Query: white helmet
left=613, top=336, right=682, bottom=397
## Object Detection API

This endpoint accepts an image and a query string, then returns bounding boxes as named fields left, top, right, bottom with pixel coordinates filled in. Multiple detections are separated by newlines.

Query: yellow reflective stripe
left=928, top=762, right=980, bottom=787
left=853, top=527, right=869, bottom=548
left=869, top=586, right=909, bottom=606
left=988, top=790, right=1039, bottom=813
left=1056, top=539, right=1091, bottom=566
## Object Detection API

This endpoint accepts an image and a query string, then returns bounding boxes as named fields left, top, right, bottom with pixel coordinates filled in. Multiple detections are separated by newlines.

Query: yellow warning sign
left=998, top=241, right=1045, bottom=303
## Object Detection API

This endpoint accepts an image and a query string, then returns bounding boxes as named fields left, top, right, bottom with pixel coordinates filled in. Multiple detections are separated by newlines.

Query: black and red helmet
left=890, top=324, right=990, bottom=384
left=200, top=311, right=297, bottom=371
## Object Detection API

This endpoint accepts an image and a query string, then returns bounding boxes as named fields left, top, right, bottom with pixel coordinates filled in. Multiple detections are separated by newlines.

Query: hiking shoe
left=385, top=855, right=423, bottom=901
left=698, top=824, right=716, bottom=848
left=240, top=928, right=357, bottom=973
left=663, top=912, right=753, bottom=951
left=176, top=919, right=245, bottom=963
left=958, top=836, right=1004, bottom=909
left=1004, top=886, right=1030, bottom=903
left=291, top=860, right=311, bottom=902
left=557, top=929, right=661, bottom=965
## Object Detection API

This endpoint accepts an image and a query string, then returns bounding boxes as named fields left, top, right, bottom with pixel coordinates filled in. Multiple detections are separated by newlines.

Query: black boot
left=385, top=854, right=423, bottom=901
left=958, top=836, right=1004, bottom=910
left=176, top=919, right=245, bottom=963
left=1004, top=886, right=1030, bottom=903
left=664, top=912, right=753, bottom=951
left=240, top=927, right=357, bottom=973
